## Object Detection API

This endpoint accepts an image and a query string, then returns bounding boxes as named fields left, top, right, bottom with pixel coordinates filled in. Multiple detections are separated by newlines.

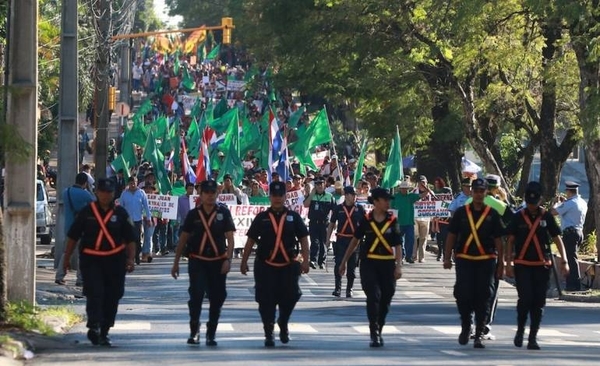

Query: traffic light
left=221, top=17, right=233, bottom=45
left=108, top=86, right=116, bottom=112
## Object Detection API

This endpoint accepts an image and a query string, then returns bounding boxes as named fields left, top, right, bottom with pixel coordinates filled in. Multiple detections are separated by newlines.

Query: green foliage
left=4, top=301, right=82, bottom=336
left=580, top=230, right=597, bottom=256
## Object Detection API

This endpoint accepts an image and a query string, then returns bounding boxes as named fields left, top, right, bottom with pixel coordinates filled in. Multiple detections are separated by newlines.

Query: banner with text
left=414, top=194, right=453, bottom=218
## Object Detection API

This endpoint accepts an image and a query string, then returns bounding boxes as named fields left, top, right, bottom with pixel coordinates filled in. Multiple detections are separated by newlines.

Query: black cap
left=524, top=181, right=542, bottom=204
left=96, top=178, right=115, bottom=192
left=565, top=181, right=579, bottom=190
left=368, top=187, right=393, bottom=203
left=271, top=171, right=280, bottom=177
left=185, top=182, right=195, bottom=188
left=343, top=186, right=356, bottom=195
left=461, top=178, right=472, bottom=186
left=471, top=178, right=488, bottom=190
left=269, top=181, right=286, bottom=196
left=223, top=173, right=232, bottom=181
left=314, top=178, right=324, bottom=184
left=293, top=174, right=302, bottom=179
left=200, top=180, right=218, bottom=192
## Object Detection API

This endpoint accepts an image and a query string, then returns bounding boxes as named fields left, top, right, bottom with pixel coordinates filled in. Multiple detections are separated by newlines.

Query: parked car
left=36, top=179, right=55, bottom=244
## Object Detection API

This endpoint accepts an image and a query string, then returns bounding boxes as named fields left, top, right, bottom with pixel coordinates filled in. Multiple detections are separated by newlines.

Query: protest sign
left=414, top=193, right=453, bottom=218
left=146, top=194, right=178, bottom=220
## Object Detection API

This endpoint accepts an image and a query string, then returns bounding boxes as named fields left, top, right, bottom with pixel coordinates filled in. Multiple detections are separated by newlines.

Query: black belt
left=563, top=226, right=581, bottom=233
left=310, top=220, right=328, bottom=224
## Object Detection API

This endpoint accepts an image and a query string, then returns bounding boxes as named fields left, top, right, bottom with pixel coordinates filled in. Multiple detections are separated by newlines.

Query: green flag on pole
left=353, top=139, right=368, bottom=187
left=206, top=43, right=221, bottom=60
left=111, top=154, right=131, bottom=179
left=381, top=126, right=403, bottom=189
left=186, top=117, right=201, bottom=159
left=143, top=131, right=172, bottom=194
left=217, top=117, right=244, bottom=186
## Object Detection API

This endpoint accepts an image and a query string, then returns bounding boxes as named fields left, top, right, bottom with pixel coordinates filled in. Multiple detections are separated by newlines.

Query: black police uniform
left=507, top=206, right=561, bottom=347
left=448, top=202, right=504, bottom=342
left=353, top=210, right=402, bottom=344
left=246, top=207, right=309, bottom=344
left=307, top=187, right=336, bottom=268
left=67, top=187, right=136, bottom=343
left=330, top=202, right=365, bottom=297
left=182, top=200, right=236, bottom=345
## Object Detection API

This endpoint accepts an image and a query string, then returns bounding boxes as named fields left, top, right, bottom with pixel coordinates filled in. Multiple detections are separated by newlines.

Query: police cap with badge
left=199, top=180, right=218, bottom=193
left=524, top=181, right=542, bottom=204
left=565, top=181, right=579, bottom=191
left=269, top=181, right=287, bottom=196
left=96, top=178, right=116, bottom=192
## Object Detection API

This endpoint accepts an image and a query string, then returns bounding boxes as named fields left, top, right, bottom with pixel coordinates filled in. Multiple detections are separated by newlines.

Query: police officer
left=64, top=178, right=136, bottom=346
left=443, top=178, right=504, bottom=349
left=303, top=177, right=336, bottom=269
left=551, top=181, right=588, bottom=291
left=325, top=185, right=365, bottom=298
left=171, top=180, right=236, bottom=346
left=506, top=181, right=569, bottom=350
left=339, top=187, right=403, bottom=347
left=240, top=181, right=310, bottom=347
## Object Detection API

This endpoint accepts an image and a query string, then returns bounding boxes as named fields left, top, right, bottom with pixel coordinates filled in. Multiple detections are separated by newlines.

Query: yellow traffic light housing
left=221, top=17, right=233, bottom=45
left=108, top=86, right=116, bottom=112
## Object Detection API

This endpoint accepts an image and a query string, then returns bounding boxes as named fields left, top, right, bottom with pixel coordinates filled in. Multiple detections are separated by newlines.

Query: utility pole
left=3, top=0, right=38, bottom=302
left=54, top=0, right=79, bottom=269
left=93, top=0, right=112, bottom=178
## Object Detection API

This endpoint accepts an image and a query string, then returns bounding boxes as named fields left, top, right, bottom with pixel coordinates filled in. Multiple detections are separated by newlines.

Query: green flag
left=213, top=97, right=228, bottom=119
left=182, top=66, right=196, bottom=91
left=190, top=97, right=202, bottom=119
left=209, top=107, right=236, bottom=135
left=134, top=99, right=153, bottom=119
left=307, top=108, right=332, bottom=149
left=143, top=131, right=172, bottom=194
left=353, top=139, right=368, bottom=187
left=169, top=118, right=181, bottom=175
left=120, top=127, right=138, bottom=168
left=128, top=117, right=148, bottom=147
left=219, top=109, right=240, bottom=154
left=240, top=114, right=261, bottom=156
left=111, top=154, right=131, bottom=179
left=381, top=126, right=404, bottom=189
left=206, top=43, right=221, bottom=60
left=217, top=114, right=244, bottom=186
left=186, top=117, right=201, bottom=159
left=287, top=106, right=305, bottom=129
left=152, top=115, right=171, bottom=155
left=173, top=53, right=181, bottom=75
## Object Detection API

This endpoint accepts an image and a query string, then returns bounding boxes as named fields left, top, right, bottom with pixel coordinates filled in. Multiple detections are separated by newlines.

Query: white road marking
left=402, top=291, right=444, bottom=299
left=302, top=275, right=318, bottom=286
left=440, top=350, right=467, bottom=357
left=353, top=325, right=404, bottom=334
left=510, top=328, right=577, bottom=337
left=276, top=323, right=318, bottom=333
left=431, top=326, right=460, bottom=335
left=217, top=323, right=235, bottom=331
left=113, top=322, right=152, bottom=330
left=399, top=336, right=419, bottom=343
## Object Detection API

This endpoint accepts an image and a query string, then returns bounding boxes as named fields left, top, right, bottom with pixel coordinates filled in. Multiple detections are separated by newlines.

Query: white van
left=36, top=180, right=55, bottom=244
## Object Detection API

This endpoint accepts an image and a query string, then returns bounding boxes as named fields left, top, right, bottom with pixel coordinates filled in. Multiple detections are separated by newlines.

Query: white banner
left=414, top=193, right=453, bottom=218
left=227, top=79, right=246, bottom=91
left=146, top=194, right=178, bottom=220
left=218, top=193, right=238, bottom=205
left=311, top=151, right=329, bottom=167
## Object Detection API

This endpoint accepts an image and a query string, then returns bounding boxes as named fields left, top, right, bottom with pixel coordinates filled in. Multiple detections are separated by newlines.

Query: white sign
left=147, top=194, right=178, bottom=220
left=311, top=151, right=329, bottom=167
left=114, top=102, right=130, bottom=117
left=227, top=79, right=246, bottom=91
left=414, top=194, right=453, bottom=218
left=218, top=193, right=238, bottom=205
left=180, top=95, right=198, bottom=115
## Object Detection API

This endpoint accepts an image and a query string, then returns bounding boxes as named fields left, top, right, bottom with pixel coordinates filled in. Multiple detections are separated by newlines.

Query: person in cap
left=271, top=171, right=281, bottom=182
left=171, top=179, right=236, bottom=346
left=391, top=180, right=433, bottom=264
left=413, top=175, right=436, bottom=263
left=303, top=177, right=337, bottom=269
left=431, top=177, right=453, bottom=261
left=505, top=181, right=569, bottom=350
left=443, top=178, right=505, bottom=349
left=464, top=173, right=514, bottom=340
left=550, top=181, right=588, bottom=291
left=241, top=181, right=310, bottom=347
left=332, top=180, right=344, bottom=203
left=448, top=178, right=472, bottom=215
left=221, top=173, right=244, bottom=204
left=291, top=174, right=303, bottom=191
left=339, top=187, right=403, bottom=347
left=325, top=185, right=366, bottom=297
left=78, top=125, right=90, bottom=164
left=55, top=172, right=95, bottom=286
left=110, top=168, right=127, bottom=199
left=64, top=178, right=137, bottom=346
left=119, top=176, right=152, bottom=265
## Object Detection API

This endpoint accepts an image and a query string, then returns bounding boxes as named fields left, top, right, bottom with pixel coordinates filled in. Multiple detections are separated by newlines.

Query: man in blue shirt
left=119, top=176, right=152, bottom=265
left=55, top=172, right=95, bottom=285
left=551, top=181, right=588, bottom=291
left=448, top=178, right=472, bottom=215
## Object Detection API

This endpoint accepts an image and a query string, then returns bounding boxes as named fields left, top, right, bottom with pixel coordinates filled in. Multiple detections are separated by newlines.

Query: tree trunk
left=0, top=209, right=7, bottom=321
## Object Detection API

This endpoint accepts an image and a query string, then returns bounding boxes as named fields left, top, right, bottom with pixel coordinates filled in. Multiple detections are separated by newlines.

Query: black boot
left=458, top=321, right=471, bottom=345
left=205, top=322, right=217, bottom=346
left=187, top=321, right=200, bottom=345
left=277, top=320, right=290, bottom=344
left=473, top=326, right=485, bottom=349
left=333, top=276, right=342, bottom=297
left=527, top=328, right=540, bottom=350
left=346, top=278, right=354, bottom=298
left=437, top=244, right=443, bottom=261
left=87, top=325, right=100, bottom=345
left=378, top=323, right=384, bottom=346
left=369, top=323, right=381, bottom=347
left=99, top=326, right=112, bottom=347
left=514, top=312, right=526, bottom=347
left=264, top=323, right=275, bottom=347
left=528, top=309, right=541, bottom=350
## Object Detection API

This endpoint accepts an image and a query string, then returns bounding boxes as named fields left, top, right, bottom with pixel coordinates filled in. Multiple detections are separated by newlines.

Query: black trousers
left=360, top=259, right=396, bottom=327
left=254, top=260, right=302, bottom=327
left=334, top=237, right=357, bottom=290
left=133, top=220, right=142, bottom=261
left=514, top=265, right=549, bottom=329
left=563, top=228, right=583, bottom=290
left=80, top=253, right=126, bottom=329
left=188, top=259, right=227, bottom=324
left=453, top=258, right=496, bottom=330
left=309, top=222, right=328, bottom=265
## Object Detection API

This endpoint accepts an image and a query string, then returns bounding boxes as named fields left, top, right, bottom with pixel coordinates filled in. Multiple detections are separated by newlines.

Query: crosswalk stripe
left=440, top=350, right=467, bottom=357
left=402, top=291, right=444, bottom=299
left=113, top=322, right=152, bottom=330
left=277, top=323, right=318, bottom=333
left=430, top=326, right=460, bottom=335
left=218, top=323, right=235, bottom=331
left=353, top=325, right=404, bottom=334
left=535, top=328, right=577, bottom=337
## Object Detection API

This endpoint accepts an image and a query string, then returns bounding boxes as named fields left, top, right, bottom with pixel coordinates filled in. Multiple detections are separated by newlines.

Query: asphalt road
left=32, top=247, right=600, bottom=366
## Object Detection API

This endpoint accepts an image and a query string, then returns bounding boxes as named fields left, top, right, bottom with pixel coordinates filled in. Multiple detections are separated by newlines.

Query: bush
left=580, top=230, right=598, bottom=257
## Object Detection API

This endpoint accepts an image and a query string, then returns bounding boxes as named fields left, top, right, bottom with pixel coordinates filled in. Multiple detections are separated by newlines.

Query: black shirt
left=68, top=203, right=136, bottom=254
left=330, top=203, right=365, bottom=237
left=448, top=203, right=504, bottom=259
left=354, top=211, right=402, bottom=260
left=507, top=207, right=561, bottom=263
left=307, top=192, right=336, bottom=222
left=247, top=207, right=309, bottom=264
left=183, top=205, right=236, bottom=258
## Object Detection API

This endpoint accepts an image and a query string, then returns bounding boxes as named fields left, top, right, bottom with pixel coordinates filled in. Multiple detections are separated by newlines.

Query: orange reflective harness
left=82, top=202, right=125, bottom=256
left=265, top=212, right=291, bottom=267
left=366, top=213, right=395, bottom=260
left=514, top=209, right=551, bottom=266
left=189, top=209, right=227, bottom=261
left=336, top=205, right=356, bottom=238
left=456, top=205, right=496, bottom=260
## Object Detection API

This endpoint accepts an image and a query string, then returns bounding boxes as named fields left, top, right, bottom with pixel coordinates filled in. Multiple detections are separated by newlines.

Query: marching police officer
left=551, top=181, right=588, bottom=291
left=506, top=181, right=569, bottom=350
left=303, top=177, right=336, bottom=269
left=443, top=178, right=504, bottom=349
left=171, top=180, right=236, bottom=346
left=64, top=178, right=136, bottom=346
left=325, top=185, right=365, bottom=298
left=339, top=187, right=403, bottom=347
left=241, top=181, right=310, bottom=347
